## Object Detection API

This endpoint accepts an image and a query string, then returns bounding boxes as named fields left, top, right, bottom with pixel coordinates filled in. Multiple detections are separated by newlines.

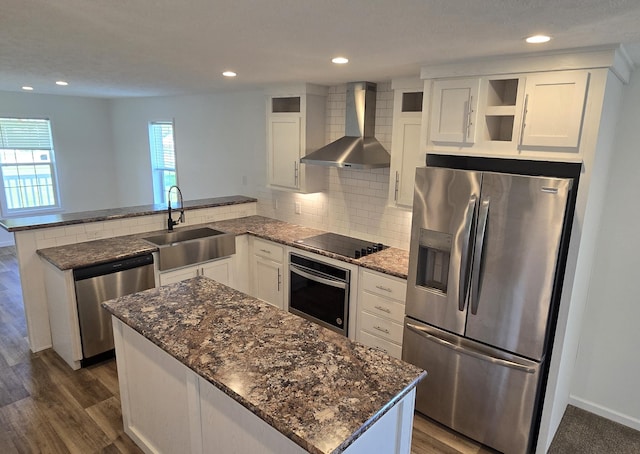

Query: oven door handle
left=290, top=264, right=348, bottom=290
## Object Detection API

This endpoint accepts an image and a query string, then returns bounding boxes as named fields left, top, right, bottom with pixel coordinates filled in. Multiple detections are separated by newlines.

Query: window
left=0, top=118, right=60, bottom=216
left=149, top=121, right=177, bottom=205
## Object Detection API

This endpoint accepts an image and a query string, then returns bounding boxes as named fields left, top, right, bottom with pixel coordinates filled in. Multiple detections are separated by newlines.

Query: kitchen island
left=102, top=276, right=426, bottom=454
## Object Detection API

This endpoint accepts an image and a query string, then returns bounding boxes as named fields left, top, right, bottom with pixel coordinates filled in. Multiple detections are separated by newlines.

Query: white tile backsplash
left=257, top=81, right=413, bottom=250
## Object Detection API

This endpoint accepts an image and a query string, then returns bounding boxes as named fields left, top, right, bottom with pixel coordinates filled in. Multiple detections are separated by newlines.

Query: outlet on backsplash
left=295, top=201, right=302, bottom=214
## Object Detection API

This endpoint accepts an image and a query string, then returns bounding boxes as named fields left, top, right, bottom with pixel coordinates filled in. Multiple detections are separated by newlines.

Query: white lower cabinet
left=114, top=320, right=194, bottom=453
left=356, top=269, right=407, bottom=359
left=158, top=257, right=234, bottom=287
left=250, top=238, right=284, bottom=309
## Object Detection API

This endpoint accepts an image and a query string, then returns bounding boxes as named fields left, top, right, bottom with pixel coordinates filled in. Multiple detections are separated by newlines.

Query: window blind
left=0, top=118, right=52, bottom=149
left=0, top=117, right=59, bottom=214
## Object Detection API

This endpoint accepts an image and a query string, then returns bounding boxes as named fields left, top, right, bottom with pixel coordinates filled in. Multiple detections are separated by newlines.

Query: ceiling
left=2, top=0, right=640, bottom=98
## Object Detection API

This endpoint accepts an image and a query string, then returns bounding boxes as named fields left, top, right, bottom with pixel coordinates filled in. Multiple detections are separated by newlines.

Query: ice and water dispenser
left=415, top=228, right=452, bottom=294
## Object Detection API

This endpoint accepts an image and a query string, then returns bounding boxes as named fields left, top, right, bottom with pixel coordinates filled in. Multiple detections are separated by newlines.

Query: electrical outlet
left=295, top=201, right=302, bottom=214
left=241, top=175, right=247, bottom=185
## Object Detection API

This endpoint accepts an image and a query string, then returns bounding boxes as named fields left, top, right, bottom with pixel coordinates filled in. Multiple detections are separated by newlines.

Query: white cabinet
left=356, top=269, right=407, bottom=359
left=389, top=79, right=424, bottom=208
left=429, top=78, right=480, bottom=144
left=267, top=84, right=327, bottom=193
left=113, top=321, right=194, bottom=454
left=426, top=70, right=590, bottom=159
left=519, top=71, right=589, bottom=149
left=232, top=234, right=250, bottom=294
left=159, top=257, right=233, bottom=287
left=250, top=238, right=284, bottom=309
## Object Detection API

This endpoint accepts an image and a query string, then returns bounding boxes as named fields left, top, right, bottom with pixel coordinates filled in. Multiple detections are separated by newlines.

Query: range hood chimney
left=301, top=82, right=390, bottom=169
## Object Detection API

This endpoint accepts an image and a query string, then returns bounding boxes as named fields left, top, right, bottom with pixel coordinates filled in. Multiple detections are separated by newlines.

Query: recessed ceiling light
left=525, top=35, right=551, bottom=44
left=332, top=57, right=349, bottom=64
left=56, top=80, right=69, bottom=86
left=22, top=86, right=34, bottom=91
left=222, top=71, right=237, bottom=77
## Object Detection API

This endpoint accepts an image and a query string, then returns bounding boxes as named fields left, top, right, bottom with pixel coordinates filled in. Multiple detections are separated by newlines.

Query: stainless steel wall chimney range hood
left=300, top=82, right=390, bottom=169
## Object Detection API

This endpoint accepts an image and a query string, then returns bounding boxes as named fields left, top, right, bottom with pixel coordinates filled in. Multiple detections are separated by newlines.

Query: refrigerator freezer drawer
left=402, top=318, right=541, bottom=454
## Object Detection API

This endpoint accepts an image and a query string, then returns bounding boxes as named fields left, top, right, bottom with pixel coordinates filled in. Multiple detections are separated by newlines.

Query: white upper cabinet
left=269, top=116, right=301, bottom=189
left=519, top=71, right=589, bottom=149
left=426, top=70, right=590, bottom=159
left=429, top=78, right=480, bottom=144
left=389, top=79, right=424, bottom=208
left=267, top=84, right=327, bottom=193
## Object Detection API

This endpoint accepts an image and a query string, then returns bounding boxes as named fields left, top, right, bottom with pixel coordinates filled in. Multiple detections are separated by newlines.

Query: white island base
left=113, top=318, right=416, bottom=454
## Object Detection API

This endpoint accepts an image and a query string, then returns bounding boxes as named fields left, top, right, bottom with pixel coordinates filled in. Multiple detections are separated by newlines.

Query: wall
left=108, top=91, right=265, bottom=207
left=256, top=82, right=414, bottom=249
left=0, top=91, right=118, bottom=245
left=570, top=69, right=640, bottom=430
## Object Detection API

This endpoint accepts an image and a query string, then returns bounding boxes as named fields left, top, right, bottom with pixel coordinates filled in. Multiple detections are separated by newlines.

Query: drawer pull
left=373, top=325, right=390, bottom=334
left=376, top=285, right=392, bottom=293
left=260, top=249, right=271, bottom=254
left=374, top=305, right=391, bottom=314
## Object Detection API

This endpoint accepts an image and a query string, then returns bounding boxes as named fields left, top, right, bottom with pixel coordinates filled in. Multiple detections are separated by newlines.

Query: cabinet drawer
left=361, top=269, right=406, bottom=301
left=360, top=311, right=404, bottom=344
left=358, top=330, right=402, bottom=359
left=253, top=238, right=284, bottom=263
left=360, top=291, right=405, bottom=324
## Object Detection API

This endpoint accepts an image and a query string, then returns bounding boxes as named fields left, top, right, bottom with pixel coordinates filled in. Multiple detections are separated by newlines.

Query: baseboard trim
left=0, top=240, right=15, bottom=247
left=569, top=395, right=640, bottom=431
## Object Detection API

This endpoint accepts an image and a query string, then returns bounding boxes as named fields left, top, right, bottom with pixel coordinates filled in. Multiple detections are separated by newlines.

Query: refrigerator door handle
left=458, top=195, right=477, bottom=311
left=406, top=322, right=537, bottom=373
left=471, top=197, right=490, bottom=315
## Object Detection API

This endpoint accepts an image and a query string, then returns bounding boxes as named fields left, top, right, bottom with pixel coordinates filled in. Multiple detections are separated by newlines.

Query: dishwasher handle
left=73, top=254, right=154, bottom=281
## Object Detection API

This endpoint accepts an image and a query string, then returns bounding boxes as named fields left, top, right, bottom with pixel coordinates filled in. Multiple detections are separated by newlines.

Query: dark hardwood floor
left=5, top=245, right=634, bottom=453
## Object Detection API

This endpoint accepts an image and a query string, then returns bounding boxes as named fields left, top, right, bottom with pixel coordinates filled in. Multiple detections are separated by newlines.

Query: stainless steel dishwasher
left=73, top=254, right=155, bottom=366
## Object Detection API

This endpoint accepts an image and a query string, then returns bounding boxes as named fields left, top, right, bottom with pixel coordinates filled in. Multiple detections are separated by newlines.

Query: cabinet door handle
left=374, top=305, right=391, bottom=314
left=376, top=285, right=393, bottom=293
left=518, top=93, right=529, bottom=148
left=373, top=325, right=390, bottom=334
left=277, top=268, right=281, bottom=292
left=466, top=95, right=474, bottom=140
left=294, top=161, right=299, bottom=186
left=394, top=171, right=399, bottom=201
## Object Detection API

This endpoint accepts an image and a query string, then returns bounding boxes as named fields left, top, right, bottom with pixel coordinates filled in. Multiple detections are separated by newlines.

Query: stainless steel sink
left=143, top=227, right=236, bottom=271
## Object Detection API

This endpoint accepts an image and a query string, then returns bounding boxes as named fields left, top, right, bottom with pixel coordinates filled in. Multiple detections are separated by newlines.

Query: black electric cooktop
left=296, top=233, right=386, bottom=259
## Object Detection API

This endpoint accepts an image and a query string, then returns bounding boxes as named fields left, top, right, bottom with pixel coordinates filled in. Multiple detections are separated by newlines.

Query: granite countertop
left=0, top=195, right=256, bottom=232
left=209, top=216, right=410, bottom=279
left=37, top=215, right=410, bottom=278
left=102, top=276, right=426, bottom=454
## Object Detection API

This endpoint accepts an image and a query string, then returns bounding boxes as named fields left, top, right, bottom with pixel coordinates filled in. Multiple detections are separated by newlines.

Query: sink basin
left=144, top=227, right=226, bottom=246
left=143, top=227, right=236, bottom=271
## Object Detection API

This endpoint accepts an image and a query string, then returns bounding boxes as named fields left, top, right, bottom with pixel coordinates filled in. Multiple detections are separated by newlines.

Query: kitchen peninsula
left=103, top=276, right=426, bottom=454
left=0, top=195, right=258, bottom=352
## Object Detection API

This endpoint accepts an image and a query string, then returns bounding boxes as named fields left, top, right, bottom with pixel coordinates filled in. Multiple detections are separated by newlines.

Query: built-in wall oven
left=288, top=252, right=350, bottom=336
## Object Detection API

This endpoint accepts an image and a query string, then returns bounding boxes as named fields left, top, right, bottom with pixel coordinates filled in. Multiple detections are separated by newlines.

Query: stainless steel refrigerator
left=402, top=166, right=573, bottom=454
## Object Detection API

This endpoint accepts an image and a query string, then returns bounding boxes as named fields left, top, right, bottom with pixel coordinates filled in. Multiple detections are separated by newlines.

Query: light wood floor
left=0, top=246, right=491, bottom=453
